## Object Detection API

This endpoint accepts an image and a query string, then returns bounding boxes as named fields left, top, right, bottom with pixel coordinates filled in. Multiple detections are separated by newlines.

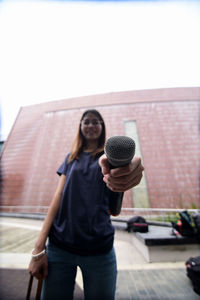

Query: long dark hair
left=68, top=109, right=106, bottom=162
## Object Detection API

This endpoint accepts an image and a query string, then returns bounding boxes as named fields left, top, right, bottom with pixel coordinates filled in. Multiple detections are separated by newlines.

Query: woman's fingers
left=28, top=255, right=48, bottom=280
left=102, top=156, right=144, bottom=192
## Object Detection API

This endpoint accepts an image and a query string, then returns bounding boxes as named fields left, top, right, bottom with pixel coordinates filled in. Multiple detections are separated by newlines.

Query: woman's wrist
left=31, top=247, right=46, bottom=261
left=34, top=238, right=46, bottom=252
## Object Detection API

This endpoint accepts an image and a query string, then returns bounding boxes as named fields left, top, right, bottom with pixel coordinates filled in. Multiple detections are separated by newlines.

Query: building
left=0, top=87, right=200, bottom=214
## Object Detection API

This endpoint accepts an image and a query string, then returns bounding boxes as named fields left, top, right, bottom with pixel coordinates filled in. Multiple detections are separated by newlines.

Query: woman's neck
left=84, top=140, right=98, bottom=152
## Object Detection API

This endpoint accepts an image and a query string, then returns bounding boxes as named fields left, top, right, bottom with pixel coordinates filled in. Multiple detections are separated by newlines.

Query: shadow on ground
left=0, top=268, right=83, bottom=300
left=0, top=268, right=200, bottom=300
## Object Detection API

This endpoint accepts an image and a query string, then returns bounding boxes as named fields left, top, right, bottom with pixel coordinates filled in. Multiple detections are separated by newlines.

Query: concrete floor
left=0, top=216, right=199, bottom=300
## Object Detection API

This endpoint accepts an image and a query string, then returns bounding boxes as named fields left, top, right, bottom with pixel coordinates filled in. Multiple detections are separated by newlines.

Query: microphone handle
left=108, top=163, right=127, bottom=216
left=109, top=191, right=124, bottom=216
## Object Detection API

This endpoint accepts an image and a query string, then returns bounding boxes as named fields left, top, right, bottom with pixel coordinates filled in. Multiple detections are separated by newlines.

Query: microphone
left=104, top=136, right=135, bottom=168
left=104, top=136, right=135, bottom=216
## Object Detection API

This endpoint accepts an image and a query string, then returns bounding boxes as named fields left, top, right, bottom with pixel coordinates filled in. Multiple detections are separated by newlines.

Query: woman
left=28, top=109, right=144, bottom=300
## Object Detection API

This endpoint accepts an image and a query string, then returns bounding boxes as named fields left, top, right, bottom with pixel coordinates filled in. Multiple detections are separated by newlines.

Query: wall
left=1, top=87, right=200, bottom=213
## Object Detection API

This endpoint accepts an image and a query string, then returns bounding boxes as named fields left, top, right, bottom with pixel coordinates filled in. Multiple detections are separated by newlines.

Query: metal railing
left=0, top=205, right=199, bottom=222
left=118, top=207, right=200, bottom=222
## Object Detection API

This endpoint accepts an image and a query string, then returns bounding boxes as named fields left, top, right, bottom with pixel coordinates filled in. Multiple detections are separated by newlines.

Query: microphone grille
left=104, top=136, right=135, bottom=167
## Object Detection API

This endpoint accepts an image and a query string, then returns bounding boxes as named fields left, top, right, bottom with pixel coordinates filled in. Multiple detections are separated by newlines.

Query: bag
left=185, top=256, right=200, bottom=295
left=26, top=274, right=43, bottom=300
left=127, top=216, right=149, bottom=233
left=171, top=210, right=195, bottom=237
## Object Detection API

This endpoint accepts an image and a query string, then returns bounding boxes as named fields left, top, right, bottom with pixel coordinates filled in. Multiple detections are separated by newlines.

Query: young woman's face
left=81, top=112, right=103, bottom=141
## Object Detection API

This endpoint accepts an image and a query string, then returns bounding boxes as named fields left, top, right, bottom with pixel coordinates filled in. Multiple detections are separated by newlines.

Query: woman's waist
left=48, top=232, right=114, bottom=256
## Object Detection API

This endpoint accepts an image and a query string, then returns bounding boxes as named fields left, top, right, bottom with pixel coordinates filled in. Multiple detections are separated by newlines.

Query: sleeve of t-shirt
left=57, top=154, right=70, bottom=176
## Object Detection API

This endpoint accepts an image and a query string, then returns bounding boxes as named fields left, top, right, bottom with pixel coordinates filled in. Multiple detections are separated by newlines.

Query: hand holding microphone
left=99, top=135, right=143, bottom=187
left=103, top=136, right=136, bottom=215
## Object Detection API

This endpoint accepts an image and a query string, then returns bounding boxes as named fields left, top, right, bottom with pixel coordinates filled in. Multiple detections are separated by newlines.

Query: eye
left=83, top=120, right=90, bottom=125
left=92, top=120, right=99, bottom=125
left=82, top=119, right=101, bottom=126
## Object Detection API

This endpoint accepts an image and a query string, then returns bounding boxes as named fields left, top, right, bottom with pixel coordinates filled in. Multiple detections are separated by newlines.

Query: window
left=124, top=121, right=150, bottom=208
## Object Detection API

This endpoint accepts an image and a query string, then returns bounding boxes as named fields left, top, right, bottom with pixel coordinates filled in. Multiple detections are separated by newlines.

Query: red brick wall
left=1, top=87, right=200, bottom=213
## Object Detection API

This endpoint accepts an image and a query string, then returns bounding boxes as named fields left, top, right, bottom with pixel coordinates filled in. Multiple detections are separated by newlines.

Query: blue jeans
left=41, top=242, right=117, bottom=300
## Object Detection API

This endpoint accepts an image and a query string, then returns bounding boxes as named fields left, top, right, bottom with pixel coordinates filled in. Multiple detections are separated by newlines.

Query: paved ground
left=0, top=217, right=199, bottom=300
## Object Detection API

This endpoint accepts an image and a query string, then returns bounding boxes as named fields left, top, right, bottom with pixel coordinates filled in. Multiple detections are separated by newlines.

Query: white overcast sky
left=0, top=0, right=200, bottom=140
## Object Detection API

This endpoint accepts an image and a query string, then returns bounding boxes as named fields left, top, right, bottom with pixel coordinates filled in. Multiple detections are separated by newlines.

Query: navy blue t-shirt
left=49, top=151, right=115, bottom=255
